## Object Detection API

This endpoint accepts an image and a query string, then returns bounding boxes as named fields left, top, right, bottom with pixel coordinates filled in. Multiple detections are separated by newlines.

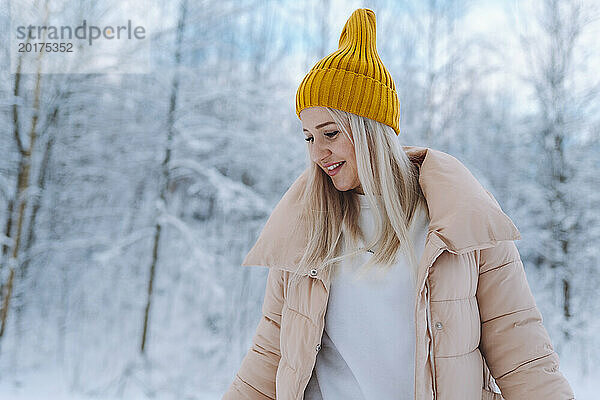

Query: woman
left=223, top=8, right=574, bottom=400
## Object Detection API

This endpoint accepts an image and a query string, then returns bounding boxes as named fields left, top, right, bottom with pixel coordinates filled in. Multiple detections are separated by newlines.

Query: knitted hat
left=295, top=8, right=400, bottom=135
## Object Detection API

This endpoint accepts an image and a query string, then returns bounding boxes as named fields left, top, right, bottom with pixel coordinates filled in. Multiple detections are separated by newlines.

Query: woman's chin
left=331, top=180, right=351, bottom=192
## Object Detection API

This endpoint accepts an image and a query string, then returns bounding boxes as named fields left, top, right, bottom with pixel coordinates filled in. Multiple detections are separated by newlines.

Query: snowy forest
left=0, top=0, right=599, bottom=398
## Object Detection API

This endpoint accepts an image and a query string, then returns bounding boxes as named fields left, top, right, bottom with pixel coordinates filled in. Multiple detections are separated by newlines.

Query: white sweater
left=304, top=194, right=430, bottom=400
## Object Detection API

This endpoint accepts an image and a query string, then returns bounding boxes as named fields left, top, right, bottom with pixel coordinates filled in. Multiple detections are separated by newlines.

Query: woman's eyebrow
left=303, top=121, right=336, bottom=132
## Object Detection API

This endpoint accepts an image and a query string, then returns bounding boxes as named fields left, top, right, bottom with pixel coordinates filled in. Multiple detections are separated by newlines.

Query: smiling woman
left=223, top=7, right=574, bottom=400
left=293, top=103, right=425, bottom=290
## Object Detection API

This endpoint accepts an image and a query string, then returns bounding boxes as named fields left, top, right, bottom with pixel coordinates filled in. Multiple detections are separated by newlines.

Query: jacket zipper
left=425, top=278, right=437, bottom=400
left=425, top=245, right=465, bottom=400
left=299, top=270, right=331, bottom=400
left=419, top=241, right=454, bottom=400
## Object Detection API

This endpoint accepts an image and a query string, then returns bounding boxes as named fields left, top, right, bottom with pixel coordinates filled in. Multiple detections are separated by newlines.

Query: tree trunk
left=0, top=0, right=48, bottom=341
left=140, top=0, right=188, bottom=354
left=0, top=79, right=41, bottom=338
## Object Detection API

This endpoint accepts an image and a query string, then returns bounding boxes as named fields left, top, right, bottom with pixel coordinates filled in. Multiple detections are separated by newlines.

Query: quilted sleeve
left=477, top=241, right=575, bottom=400
left=222, top=267, right=285, bottom=400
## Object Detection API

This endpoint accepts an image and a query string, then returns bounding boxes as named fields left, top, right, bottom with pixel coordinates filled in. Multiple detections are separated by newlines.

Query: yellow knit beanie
left=296, top=8, right=400, bottom=135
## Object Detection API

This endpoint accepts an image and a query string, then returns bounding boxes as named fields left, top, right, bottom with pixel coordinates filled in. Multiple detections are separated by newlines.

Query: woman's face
left=300, top=107, right=363, bottom=194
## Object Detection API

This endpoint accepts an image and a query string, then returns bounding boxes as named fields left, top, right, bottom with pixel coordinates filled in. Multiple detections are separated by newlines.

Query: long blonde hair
left=290, top=107, right=429, bottom=288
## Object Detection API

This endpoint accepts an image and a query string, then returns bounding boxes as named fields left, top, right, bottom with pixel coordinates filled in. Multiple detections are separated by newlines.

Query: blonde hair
left=289, top=107, right=429, bottom=289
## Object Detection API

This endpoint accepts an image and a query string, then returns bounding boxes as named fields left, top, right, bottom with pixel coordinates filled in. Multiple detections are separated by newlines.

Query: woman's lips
left=326, top=161, right=345, bottom=176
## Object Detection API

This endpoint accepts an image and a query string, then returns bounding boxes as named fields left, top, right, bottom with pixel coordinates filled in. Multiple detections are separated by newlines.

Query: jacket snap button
left=309, top=269, right=318, bottom=277
left=435, top=322, right=443, bottom=330
left=316, top=343, right=321, bottom=352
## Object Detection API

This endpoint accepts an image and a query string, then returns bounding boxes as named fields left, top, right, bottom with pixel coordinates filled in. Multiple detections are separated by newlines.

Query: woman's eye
left=304, top=131, right=337, bottom=142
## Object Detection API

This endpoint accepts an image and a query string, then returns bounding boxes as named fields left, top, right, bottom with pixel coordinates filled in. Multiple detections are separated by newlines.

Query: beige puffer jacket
left=223, top=146, right=574, bottom=400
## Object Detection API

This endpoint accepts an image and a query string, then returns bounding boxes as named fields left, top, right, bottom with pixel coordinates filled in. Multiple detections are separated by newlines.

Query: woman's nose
left=311, top=141, right=331, bottom=164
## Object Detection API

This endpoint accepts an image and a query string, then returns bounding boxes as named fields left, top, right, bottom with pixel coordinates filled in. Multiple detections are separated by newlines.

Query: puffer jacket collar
left=241, top=146, right=521, bottom=273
